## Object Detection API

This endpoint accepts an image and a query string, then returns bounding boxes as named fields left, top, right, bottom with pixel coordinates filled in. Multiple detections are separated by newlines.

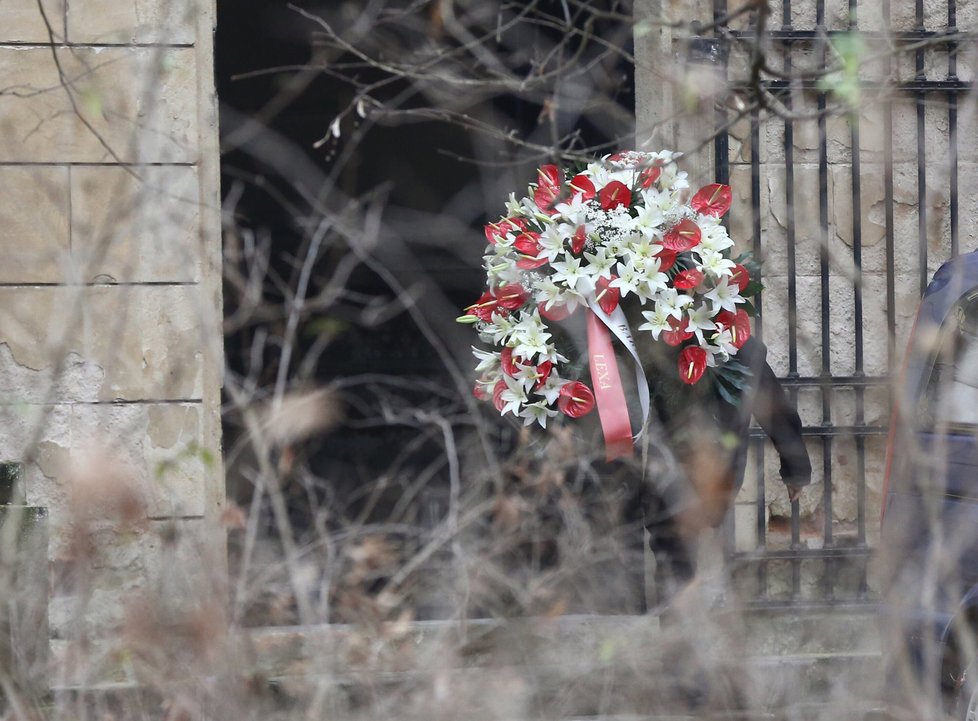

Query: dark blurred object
left=879, top=250, right=978, bottom=719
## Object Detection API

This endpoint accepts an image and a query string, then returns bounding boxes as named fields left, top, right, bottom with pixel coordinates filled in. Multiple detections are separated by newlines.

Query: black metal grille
left=707, top=0, right=973, bottom=606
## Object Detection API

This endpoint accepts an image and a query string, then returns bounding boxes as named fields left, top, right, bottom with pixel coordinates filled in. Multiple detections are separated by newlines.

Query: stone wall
left=636, top=0, right=977, bottom=562
left=0, top=0, right=223, bottom=635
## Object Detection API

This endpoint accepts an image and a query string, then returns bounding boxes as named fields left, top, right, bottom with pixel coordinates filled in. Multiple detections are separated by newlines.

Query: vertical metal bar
left=817, top=0, right=835, bottom=600
left=949, top=0, right=960, bottom=258
left=783, top=39, right=802, bottom=598
left=916, top=0, right=928, bottom=295
left=750, top=106, right=767, bottom=598
left=883, top=0, right=896, bottom=368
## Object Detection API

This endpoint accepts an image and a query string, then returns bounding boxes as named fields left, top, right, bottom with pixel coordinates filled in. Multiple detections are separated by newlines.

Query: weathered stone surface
left=0, top=0, right=65, bottom=42
left=67, top=0, right=196, bottom=44
left=0, top=47, right=197, bottom=163
left=71, top=165, right=202, bottom=283
left=0, top=285, right=205, bottom=401
left=0, top=166, right=70, bottom=282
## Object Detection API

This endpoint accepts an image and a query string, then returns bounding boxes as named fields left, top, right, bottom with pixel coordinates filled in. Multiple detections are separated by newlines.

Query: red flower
left=690, top=183, right=732, bottom=217
left=466, top=291, right=498, bottom=322
left=729, top=263, right=750, bottom=293
left=662, top=315, right=693, bottom=347
left=570, top=226, right=587, bottom=254
left=678, top=345, right=708, bottom=385
left=492, top=380, right=507, bottom=412
left=514, top=232, right=548, bottom=270
left=558, top=381, right=595, bottom=418
left=598, top=180, right=631, bottom=210
left=473, top=382, right=489, bottom=401
left=568, top=174, right=596, bottom=201
left=662, top=218, right=702, bottom=251
left=656, top=247, right=677, bottom=272
left=534, top=165, right=563, bottom=211
left=715, top=309, right=751, bottom=349
left=495, top=283, right=528, bottom=311
left=484, top=217, right=526, bottom=245
left=638, top=165, right=661, bottom=189
left=534, top=360, right=554, bottom=389
left=595, top=275, right=621, bottom=314
left=673, top=268, right=704, bottom=290
left=539, top=302, right=572, bottom=321
left=500, top=347, right=521, bottom=376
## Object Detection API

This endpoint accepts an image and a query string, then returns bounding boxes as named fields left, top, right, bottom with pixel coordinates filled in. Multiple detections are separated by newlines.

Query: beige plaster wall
left=0, top=0, right=224, bottom=636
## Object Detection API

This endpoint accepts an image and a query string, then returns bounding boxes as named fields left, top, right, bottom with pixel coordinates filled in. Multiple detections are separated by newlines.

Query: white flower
left=509, top=311, right=552, bottom=358
left=704, top=277, right=745, bottom=314
left=712, top=327, right=739, bottom=356
left=538, top=225, right=567, bottom=262
left=505, top=193, right=523, bottom=217
left=472, top=347, right=499, bottom=374
left=638, top=305, right=673, bottom=340
left=550, top=255, right=588, bottom=291
left=685, top=303, right=717, bottom=345
left=655, top=287, right=693, bottom=320
left=583, top=246, right=617, bottom=279
left=624, top=235, right=663, bottom=265
left=610, top=261, right=643, bottom=298
left=697, top=248, right=736, bottom=278
left=534, top=372, right=568, bottom=405
left=518, top=401, right=559, bottom=428
left=499, top=374, right=529, bottom=416
left=553, top=193, right=590, bottom=226
left=697, top=215, right=735, bottom=253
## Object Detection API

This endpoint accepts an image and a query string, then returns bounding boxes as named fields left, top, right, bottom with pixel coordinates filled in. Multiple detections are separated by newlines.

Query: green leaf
left=740, top=299, right=756, bottom=317
left=741, top=280, right=764, bottom=297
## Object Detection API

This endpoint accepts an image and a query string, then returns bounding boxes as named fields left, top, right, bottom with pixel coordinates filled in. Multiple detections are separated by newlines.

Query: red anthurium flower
left=534, top=164, right=563, bottom=211
left=673, top=268, right=704, bottom=290
left=514, top=232, right=548, bottom=270
left=473, top=382, right=489, bottom=401
left=466, top=291, right=499, bottom=322
left=715, top=309, right=751, bottom=349
left=656, top=247, right=677, bottom=272
left=608, top=151, right=626, bottom=161
left=495, top=283, right=529, bottom=310
left=678, top=345, right=708, bottom=384
left=570, top=226, right=587, bottom=255
left=500, top=347, right=522, bottom=376
left=599, top=180, right=631, bottom=210
left=595, top=275, right=621, bottom=315
left=690, top=183, right=732, bottom=217
left=534, top=361, right=554, bottom=389
left=568, top=174, right=596, bottom=201
left=639, top=165, right=661, bottom=189
left=729, top=263, right=750, bottom=293
left=661, top=218, right=702, bottom=251
left=492, top=380, right=507, bottom=412
left=558, top=381, right=595, bottom=418
left=662, top=315, right=693, bottom=347
left=539, top=302, right=572, bottom=321
left=484, top=217, right=526, bottom=245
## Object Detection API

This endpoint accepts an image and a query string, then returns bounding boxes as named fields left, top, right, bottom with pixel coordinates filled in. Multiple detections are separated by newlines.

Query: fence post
left=0, top=461, right=48, bottom=697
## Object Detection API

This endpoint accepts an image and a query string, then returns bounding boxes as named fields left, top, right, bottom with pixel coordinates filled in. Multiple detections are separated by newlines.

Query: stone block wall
left=0, top=0, right=223, bottom=636
left=637, top=0, right=977, bottom=560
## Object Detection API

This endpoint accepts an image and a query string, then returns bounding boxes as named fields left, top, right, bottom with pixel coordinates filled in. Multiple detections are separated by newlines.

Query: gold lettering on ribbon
left=592, top=354, right=613, bottom=390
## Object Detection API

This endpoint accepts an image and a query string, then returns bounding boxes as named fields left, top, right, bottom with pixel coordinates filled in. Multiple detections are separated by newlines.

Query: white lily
left=550, top=255, right=588, bottom=291
left=656, top=287, right=693, bottom=320
left=697, top=248, right=736, bottom=278
left=534, top=372, right=568, bottom=405
left=704, top=277, right=745, bottom=314
left=685, top=303, right=717, bottom=345
left=499, top=374, right=528, bottom=416
left=519, top=401, right=559, bottom=428
left=583, top=246, right=617, bottom=279
left=638, top=305, right=673, bottom=340
left=472, top=347, right=499, bottom=374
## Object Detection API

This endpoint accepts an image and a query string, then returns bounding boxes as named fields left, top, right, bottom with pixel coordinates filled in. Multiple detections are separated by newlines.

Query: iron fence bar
left=736, top=547, right=874, bottom=561
left=949, top=0, right=960, bottom=258
left=727, top=29, right=970, bottom=42
left=916, top=0, right=929, bottom=297
left=749, top=425, right=888, bottom=438
left=884, top=0, right=897, bottom=369
left=781, top=31, right=802, bottom=601
left=778, top=375, right=889, bottom=387
left=731, top=79, right=972, bottom=92
left=751, top=106, right=767, bottom=596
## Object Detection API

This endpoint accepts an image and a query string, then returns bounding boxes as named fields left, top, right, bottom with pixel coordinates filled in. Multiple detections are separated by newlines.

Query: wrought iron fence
left=706, top=0, right=973, bottom=607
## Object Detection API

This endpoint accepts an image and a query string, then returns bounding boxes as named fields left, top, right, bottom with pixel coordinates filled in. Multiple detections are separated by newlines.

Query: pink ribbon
left=586, top=310, right=634, bottom=461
